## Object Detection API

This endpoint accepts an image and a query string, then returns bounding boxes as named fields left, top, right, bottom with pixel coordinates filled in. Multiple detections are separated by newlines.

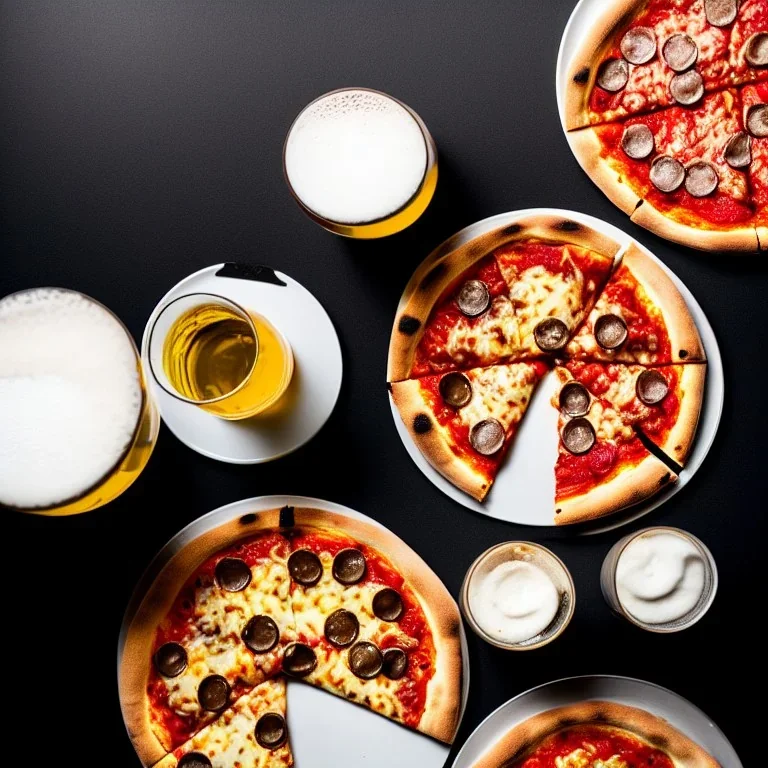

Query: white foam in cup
left=284, top=89, right=428, bottom=225
left=0, top=289, right=142, bottom=509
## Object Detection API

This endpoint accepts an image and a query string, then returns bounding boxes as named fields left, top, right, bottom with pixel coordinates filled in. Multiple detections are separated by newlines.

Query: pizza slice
left=154, top=679, right=292, bottom=768
left=569, top=90, right=759, bottom=250
left=741, top=82, right=768, bottom=249
left=390, top=361, right=548, bottom=500
left=472, top=701, right=718, bottom=768
left=145, top=532, right=296, bottom=753
left=282, top=524, right=461, bottom=743
left=493, top=239, right=615, bottom=357
left=553, top=367, right=676, bottom=525
left=728, top=0, right=768, bottom=88
left=565, top=0, right=732, bottom=129
left=565, top=243, right=705, bottom=364
left=563, top=359, right=706, bottom=466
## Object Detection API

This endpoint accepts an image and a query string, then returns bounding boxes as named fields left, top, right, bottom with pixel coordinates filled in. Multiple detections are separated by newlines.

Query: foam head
left=0, top=289, right=142, bottom=509
left=284, top=89, right=428, bottom=225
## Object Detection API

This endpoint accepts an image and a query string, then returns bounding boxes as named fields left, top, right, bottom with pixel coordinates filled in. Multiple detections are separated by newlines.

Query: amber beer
left=148, top=294, right=294, bottom=420
left=0, top=288, right=159, bottom=516
left=283, top=88, right=438, bottom=238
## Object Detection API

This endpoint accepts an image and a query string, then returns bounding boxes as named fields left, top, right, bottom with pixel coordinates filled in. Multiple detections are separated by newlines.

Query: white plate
left=118, top=495, right=469, bottom=768
left=452, top=675, right=742, bottom=768
left=140, top=264, right=343, bottom=464
left=390, top=209, right=724, bottom=531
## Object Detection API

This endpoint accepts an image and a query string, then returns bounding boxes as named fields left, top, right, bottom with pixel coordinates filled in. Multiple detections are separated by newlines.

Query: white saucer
left=452, top=675, right=742, bottom=768
left=141, top=264, right=343, bottom=464
left=389, top=209, right=724, bottom=532
left=118, top=495, right=470, bottom=768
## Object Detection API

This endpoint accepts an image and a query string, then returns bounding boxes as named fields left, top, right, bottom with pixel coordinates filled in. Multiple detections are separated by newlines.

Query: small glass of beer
left=283, top=87, right=438, bottom=238
left=147, top=293, right=294, bottom=420
left=0, top=288, right=159, bottom=516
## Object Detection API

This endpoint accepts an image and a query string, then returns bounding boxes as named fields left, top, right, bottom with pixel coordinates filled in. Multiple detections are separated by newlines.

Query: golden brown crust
left=387, top=214, right=622, bottom=381
left=389, top=379, right=490, bottom=501
left=119, top=506, right=464, bottom=763
left=629, top=201, right=760, bottom=253
left=621, top=244, right=706, bottom=363
left=757, top=226, right=768, bottom=251
left=471, top=700, right=719, bottom=768
left=567, top=127, right=643, bottom=215
left=563, top=0, right=645, bottom=130
left=555, top=452, right=677, bottom=525
left=657, top=363, right=706, bottom=467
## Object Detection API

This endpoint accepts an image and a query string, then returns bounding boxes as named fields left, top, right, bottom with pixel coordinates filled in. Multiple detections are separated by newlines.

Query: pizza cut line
left=387, top=215, right=707, bottom=525
left=564, top=0, right=768, bottom=252
left=118, top=506, right=463, bottom=768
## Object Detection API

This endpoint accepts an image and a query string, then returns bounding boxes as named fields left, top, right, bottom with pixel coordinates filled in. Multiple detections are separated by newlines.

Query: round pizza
left=118, top=505, right=463, bottom=767
left=471, top=701, right=719, bottom=767
left=564, top=0, right=768, bottom=252
left=387, top=214, right=707, bottom=525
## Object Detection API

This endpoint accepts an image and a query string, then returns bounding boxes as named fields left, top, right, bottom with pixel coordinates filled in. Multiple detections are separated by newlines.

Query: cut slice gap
left=566, top=242, right=705, bottom=364
left=634, top=424, right=683, bottom=475
left=552, top=371, right=678, bottom=526
left=560, top=359, right=706, bottom=469
left=390, top=361, right=549, bottom=501
left=153, top=678, right=293, bottom=768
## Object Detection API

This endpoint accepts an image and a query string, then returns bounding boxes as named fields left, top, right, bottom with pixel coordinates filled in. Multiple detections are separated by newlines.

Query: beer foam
left=0, top=289, right=142, bottom=508
left=284, top=89, right=428, bottom=224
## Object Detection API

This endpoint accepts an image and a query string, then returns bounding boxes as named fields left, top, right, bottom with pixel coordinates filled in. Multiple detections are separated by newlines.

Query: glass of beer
left=283, top=87, right=438, bottom=238
left=147, top=293, right=294, bottom=420
left=0, top=288, right=159, bottom=516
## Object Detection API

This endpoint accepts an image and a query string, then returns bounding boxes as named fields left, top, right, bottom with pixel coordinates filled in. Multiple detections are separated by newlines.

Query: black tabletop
left=1, top=1, right=762, bottom=764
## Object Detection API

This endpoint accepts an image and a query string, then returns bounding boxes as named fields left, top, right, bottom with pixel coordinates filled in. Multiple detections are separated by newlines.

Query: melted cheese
left=158, top=679, right=292, bottom=768
left=445, top=295, right=520, bottom=364
left=458, top=364, right=540, bottom=430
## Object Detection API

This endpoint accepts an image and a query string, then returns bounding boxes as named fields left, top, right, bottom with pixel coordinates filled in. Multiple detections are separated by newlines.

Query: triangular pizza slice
left=390, top=361, right=548, bottom=501
left=565, top=243, right=705, bottom=364
left=154, top=679, right=292, bottom=768
left=553, top=366, right=677, bottom=525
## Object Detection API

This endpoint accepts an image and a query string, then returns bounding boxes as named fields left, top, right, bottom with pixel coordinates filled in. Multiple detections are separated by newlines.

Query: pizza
left=564, top=0, right=768, bottom=251
left=471, top=701, right=719, bottom=768
left=388, top=216, right=706, bottom=524
left=119, top=506, right=463, bottom=767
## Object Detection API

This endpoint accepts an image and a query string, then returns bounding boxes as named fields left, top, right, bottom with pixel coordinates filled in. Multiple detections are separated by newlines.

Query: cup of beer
left=0, top=288, right=159, bottom=515
left=283, top=87, right=438, bottom=238
left=147, top=293, right=294, bottom=420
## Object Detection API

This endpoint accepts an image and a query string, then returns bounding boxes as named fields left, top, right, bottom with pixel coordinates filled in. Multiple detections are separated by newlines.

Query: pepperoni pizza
left=119, top=506, right=463, bottom=767
left=388, top=215, right=707, bottom=524
left=565, top=0, right=768, bottom=251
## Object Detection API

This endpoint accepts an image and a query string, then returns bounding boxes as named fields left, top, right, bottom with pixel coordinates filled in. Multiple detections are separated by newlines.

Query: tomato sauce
left=514, top=726, right=675, bottom=767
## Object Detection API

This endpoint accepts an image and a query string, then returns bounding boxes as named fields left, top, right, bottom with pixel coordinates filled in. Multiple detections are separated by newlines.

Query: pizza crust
left=555, top=451, right=677, bottom=525
left=389, top=379, right=491, bottom=501
left=387, top=214, right=622, bottom=382
left=657, top=363, right=706, bottom=466
left=119, top=507, right=464, bottom=765
left=621, top=244, right=706, bottom=363
left=471, top=700, right=719, bottom=768
left=755, top=225, right=768, bottom=251
left=630, top=201, right=760, bottom=253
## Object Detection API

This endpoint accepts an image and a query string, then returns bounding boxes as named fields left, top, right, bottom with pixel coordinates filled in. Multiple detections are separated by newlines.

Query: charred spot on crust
left=501, top=224, right=522, bottom=237
left=419, top=263, right=446, bottom=290
left=447, top=617, right=461, bottom=637
left=398, top=315, right=421, bottom=335
left=679, top=349, right=689, bottom=359
left=555, top=508, right=562, bottom=515
left=573, top=67, right=590, bottom=84
left=413, top=414, right=432, bottom=434
left=556, top=220, right=581, bottom=233
left=279, top=505, right=295, bottom=528
left=659, top=473, right=672, bottom=486
left=239, top=513, right=257, bottom=526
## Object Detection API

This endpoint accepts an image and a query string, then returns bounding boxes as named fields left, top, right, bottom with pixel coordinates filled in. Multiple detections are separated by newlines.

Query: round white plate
left=390, top=209, right=724, bottom=531
left=118, top=495, right=469, bottom=768
left=452, top=675, right=742, bottom=768
left=141, top=264, right=343, bottom=464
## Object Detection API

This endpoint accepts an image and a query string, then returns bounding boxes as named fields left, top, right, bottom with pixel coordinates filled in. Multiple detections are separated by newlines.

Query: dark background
left=1, top=1, right=762, bottom=764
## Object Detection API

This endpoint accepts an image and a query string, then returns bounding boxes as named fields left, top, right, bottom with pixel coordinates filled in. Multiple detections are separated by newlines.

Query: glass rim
left=0, top=286, right=148, bottom=513
left=282, top=86, right=433, bottom=227
left=460, top=541, right=576, bottom=651
left=146, top=291, right=260, bottom=406
left=610, top=525, right=719, bottom=634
